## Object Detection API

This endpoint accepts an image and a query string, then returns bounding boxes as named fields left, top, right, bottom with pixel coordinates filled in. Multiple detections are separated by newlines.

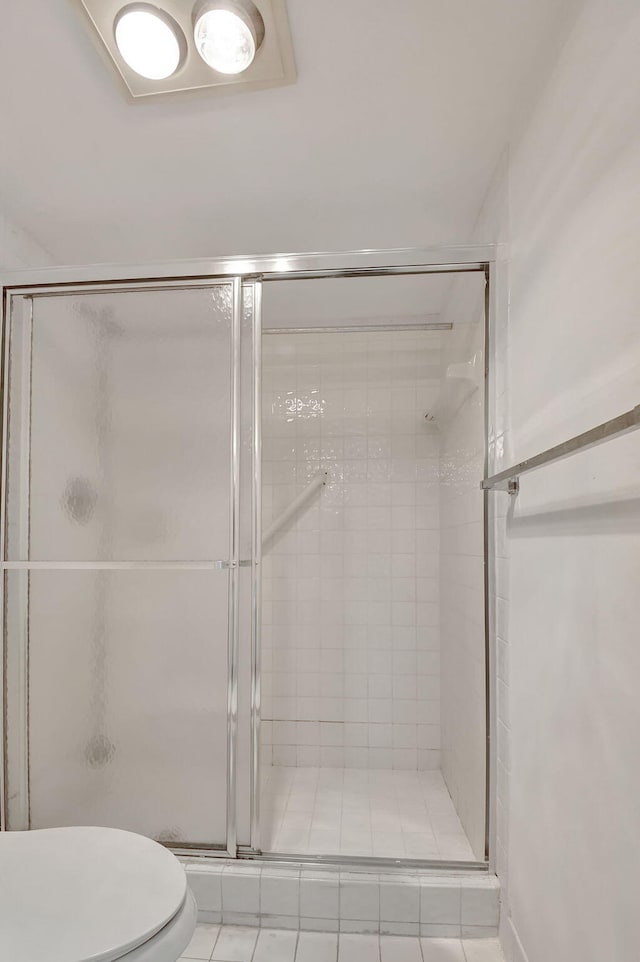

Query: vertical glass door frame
left=1, top=294, right=33, bottom=829
left=250, top=280, right=262, bottom=853
left=226, top=277, right=241, bottom=856
left=0, top=244, right=496, bottom=867
left=0, top=277, right=247, bottom=855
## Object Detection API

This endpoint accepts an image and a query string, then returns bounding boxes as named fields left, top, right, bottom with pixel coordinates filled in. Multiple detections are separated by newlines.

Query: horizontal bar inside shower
left=264, top=322, right=452, bottom=335
left=263, top=471, right=328, bottom=546
left=0, top=560, right=252, bottom=570
left=482, top=404, right=640, bottom=493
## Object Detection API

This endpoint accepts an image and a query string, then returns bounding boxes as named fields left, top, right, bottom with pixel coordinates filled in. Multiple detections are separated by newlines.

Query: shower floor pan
left=261, top=766, right=476, bottom=862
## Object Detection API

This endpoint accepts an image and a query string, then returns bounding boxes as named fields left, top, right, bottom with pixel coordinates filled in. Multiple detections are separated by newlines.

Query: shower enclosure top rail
left=0, top=245, right=493, bottom=291
left=482, top=403, right=640, bottom=493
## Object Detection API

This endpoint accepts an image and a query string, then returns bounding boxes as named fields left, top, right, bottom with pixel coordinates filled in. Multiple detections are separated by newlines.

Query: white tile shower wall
left=261, top=330, right=443, bottom=769
left=438, top=278, right=487, bottom=860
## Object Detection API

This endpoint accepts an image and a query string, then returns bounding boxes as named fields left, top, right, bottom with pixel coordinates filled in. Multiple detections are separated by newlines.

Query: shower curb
left=183, top=859, right=499, bottom=937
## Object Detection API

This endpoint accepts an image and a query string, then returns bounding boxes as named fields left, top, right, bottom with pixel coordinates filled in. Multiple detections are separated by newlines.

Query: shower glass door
left=2, top=282, right=243, bottom=850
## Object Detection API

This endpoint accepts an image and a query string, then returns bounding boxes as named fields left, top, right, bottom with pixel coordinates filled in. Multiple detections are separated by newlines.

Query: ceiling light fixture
left=193, top=1, right=265, bottom=75
left=114, top=4, right=186, bottom=80
left=77, top=0, right=295, bottom=99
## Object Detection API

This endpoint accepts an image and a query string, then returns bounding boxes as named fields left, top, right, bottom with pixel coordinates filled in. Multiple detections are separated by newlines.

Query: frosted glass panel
left=6, top=286, right=233, bottom=561
left=1, top=281, right=247, bottom=849
left=5, top=569, right=228, bottom=844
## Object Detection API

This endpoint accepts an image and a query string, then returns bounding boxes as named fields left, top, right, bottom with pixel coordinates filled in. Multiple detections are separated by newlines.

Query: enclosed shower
left=0, top=252, right=489, bottom=868
left=259, top=274, right=487, bottom=862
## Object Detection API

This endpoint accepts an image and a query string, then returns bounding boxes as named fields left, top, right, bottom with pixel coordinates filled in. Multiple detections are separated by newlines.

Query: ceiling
left=0, top=1, right=565, bottom=267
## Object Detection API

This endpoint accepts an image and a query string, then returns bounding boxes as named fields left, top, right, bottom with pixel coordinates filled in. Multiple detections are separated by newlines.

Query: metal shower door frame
left=0, top=275, right=246, bottom=856
left=0, top=245, right=497, bottom=870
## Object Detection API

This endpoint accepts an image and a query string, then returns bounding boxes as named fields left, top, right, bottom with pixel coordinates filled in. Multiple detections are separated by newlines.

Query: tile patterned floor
left=179, top=925, right=505, bottom=962
left=261, top=767, right=476, bottom=861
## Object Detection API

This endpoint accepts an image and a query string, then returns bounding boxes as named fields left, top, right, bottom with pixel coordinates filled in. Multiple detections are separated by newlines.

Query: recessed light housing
left=76, top=0, right=295, bottom=100
left=193, top=1, right=265, bottom=75
left=114, top=4, right=186, bottom=79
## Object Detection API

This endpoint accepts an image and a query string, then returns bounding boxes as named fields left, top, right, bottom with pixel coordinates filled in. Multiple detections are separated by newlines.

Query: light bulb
left=115, top=8, right=182, bottom=80
left=194, top=8, right=256, bottom=75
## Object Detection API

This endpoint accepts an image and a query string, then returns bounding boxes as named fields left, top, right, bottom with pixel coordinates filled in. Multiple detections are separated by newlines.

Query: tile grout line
left=208, top=920, right=221, bottom=962
left=190, top=923, right=497, bottom=962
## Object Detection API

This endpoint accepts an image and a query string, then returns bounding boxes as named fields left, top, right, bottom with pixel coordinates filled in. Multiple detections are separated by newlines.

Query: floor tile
left=253, top=929, right=298, bottom=962
left=212, top=926, right=259, bottom=962
left=295, top=931, right=339, bottom=962
left=436, top=835, right=474, bottom=861
left=380, top=935, right=422, bottom=962
left=403, top=833, right=439, bottom=858
left=338, top=933, right=380, bottom=962
left=462, top=939, right=505, bottom=961
left=420, top=938, right=466, bottom=961
left=181, top=923, right=220, bottom=959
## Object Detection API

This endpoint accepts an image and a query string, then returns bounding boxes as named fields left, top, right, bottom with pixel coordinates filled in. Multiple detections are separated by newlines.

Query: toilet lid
left=0, top=826, right=188, bottom=962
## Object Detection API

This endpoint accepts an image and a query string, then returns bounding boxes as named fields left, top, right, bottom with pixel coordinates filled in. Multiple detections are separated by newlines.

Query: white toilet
left=0, top=825, right=197, bottom=961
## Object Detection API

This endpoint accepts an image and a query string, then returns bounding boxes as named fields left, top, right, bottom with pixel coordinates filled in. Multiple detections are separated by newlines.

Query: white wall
left=0, top=208, right=52, bottom=270
left=480, top=2, right=640, bottom=959
left=438, top=279, right=487, bottom=861
left=261, top=330, right=443, bottom=770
